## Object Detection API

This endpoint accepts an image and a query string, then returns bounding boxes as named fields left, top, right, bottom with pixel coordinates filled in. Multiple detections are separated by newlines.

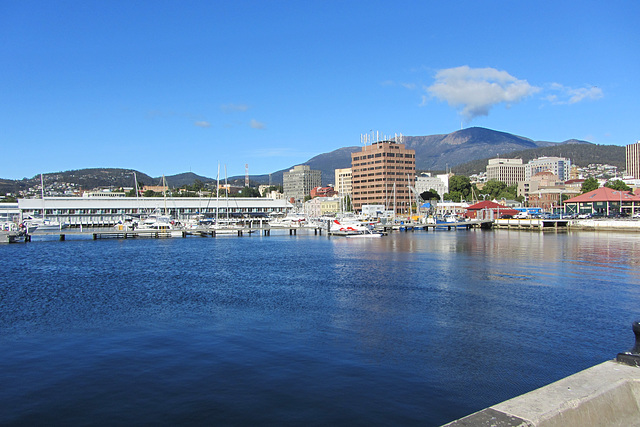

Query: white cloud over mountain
left=426, top=66, right=540, bottom=121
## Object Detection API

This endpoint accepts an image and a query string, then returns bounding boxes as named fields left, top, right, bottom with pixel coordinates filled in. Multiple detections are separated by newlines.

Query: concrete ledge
left=570, top=219, right=640, bottom=231
left=443, top=360, right=640, bottom=427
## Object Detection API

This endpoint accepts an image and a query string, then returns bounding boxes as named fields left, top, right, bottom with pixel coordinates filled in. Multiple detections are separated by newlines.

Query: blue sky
left=2, top=1, right=638, bottom=181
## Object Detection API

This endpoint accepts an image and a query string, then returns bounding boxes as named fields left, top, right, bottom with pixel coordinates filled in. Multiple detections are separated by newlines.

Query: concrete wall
left=443, top=360, right=640, bottom=426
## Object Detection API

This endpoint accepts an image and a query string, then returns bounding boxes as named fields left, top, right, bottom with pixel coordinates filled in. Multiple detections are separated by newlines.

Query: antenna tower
left=245, top=164, right=249, bottom=187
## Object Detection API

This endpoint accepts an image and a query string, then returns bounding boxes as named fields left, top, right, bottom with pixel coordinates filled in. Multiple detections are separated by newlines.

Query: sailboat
left=210, top=165, right=244, bottom=235
left=24, top=174, right=69, bottom=231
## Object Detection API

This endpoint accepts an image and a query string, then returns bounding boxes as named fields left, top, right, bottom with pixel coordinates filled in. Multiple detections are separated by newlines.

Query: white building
left=486, top=158, right=525, bottom=185
left=415, top=173, right=449, bottom=198
left=334, top=168, right=352, bottom=196
left=303, top=196, right=340, bottom=217
left=283, top=165, right=322, bottom=203
left=17, top=197, right=292, bottom=227
left=626, top=141, right=640, bottom=180
left=525, top=157, right=571, bottom=181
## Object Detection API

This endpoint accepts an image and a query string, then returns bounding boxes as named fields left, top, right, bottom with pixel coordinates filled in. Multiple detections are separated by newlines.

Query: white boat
left=25, top=217, right=69, bottom=231
left=269, top=214, right=307, bottom=227
left=136, top=213, right=175, bottom=231
left=30, top=174, right=70, bottom=231
left=330, top=219, right=383, bottom=237
left=1, top=222, right=29, bottom=243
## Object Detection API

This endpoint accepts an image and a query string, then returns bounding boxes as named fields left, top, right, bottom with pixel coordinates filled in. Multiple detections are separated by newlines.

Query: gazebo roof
left=467, top=200, right=506, bottom=210
left=564, top=187, right=640, bottom=203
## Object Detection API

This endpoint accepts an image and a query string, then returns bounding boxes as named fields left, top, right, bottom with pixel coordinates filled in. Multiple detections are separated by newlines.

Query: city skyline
left=2, top=1, right=638, bottom=181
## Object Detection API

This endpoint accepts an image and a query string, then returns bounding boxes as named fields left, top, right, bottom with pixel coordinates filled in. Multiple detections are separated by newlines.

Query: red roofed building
left=563, top=187, right=640, bottom=216
left=465, top=200, right=519, bottom=219
left=310, top=186, right=336, bottom=198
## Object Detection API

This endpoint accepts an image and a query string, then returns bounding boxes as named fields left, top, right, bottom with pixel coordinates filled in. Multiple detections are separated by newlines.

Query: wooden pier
left=375, top=219, right=494, bottom=233
left=493, top=218, right=570, bottom=231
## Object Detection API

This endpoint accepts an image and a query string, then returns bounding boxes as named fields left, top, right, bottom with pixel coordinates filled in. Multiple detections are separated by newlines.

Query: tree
left=581, top=177, right=599, bottom=194
left=482, top=179, right=507, bottom=199
left=443, top=190, right=463, bottom=202
left=420, top=189, right=441, bottom=201
left=604, top=179, right=631, bottom=191
left=447, top=175, right=471, bottom=201
left=238, top=186, right=260, bottom=197
left=192, top=179, right=204, bottom=191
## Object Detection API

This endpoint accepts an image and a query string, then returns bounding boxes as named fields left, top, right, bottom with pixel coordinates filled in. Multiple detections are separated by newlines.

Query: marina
left=1, top=230, right=638, bottom=426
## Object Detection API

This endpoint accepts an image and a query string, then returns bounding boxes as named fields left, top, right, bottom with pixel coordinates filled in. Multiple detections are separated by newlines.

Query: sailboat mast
left=40, top=173, right=45, bottom=219
left=216, top=163, right=220, bottom=224
left=162, top=175, right=167, bottom=216
left=225, top=165, right=229, bottom=223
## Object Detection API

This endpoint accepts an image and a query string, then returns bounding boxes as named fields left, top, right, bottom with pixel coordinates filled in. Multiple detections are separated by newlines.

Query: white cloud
left=426, top=66, right=540, bottom=121
left=221, top=103, right=250, bottom=113
left=547, top=83, right=603, bottom=104
left=250, top=119, right=265, bottom=129
left=194, top=121, right=211, bottom=128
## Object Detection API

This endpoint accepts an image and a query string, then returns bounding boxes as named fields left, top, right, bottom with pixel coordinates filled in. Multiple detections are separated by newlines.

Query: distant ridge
left=0, top=128, right=623, bottom=193
left=453, top=143, right=625, bottom=175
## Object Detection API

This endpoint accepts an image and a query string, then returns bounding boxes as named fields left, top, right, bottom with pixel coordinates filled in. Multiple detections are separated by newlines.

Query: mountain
left=403, top=127, right=559, bottom=171
left=163, top=172, right=215, bottom=188
left=453, top=143, right=626, bottom=175
left=238, top=127, right=595, bottom=185
left=0, top=169, right=214, bottom=195
left=0, top=128, right=622, bottom=194
left=245, top=146, right=361, bottom=187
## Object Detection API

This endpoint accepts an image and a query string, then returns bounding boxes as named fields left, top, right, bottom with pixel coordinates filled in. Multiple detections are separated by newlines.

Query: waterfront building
left=334, top=168, right=352, bottom=197
left=434, top=201, right=469, bottom=217
left=361, top=204, right=387, bottom=218
left=283, top=165, right=322, bottom=204
left=464, top=200, right=519, bottom=219
left=563, top=187, right=640, bottom=216
left=517, top=171, right=561, bottom=200
left=486, top=158, right=525, bottom=185
left=142, top=185, right=169, bottom=193
left=0, top=203, right=20, bottom=222
left=310, top=186, right=336, bottom=198
left=626, top=141, right=640, bottom=179
left=17, top=197, right=292, bottom=227
left=415, top=173, right=449, bottom=199
left=303, top=196, right=340, bottom=218
left=351, top=140, right=416, bottom=214
left=525, top=157, right=571, bottom=181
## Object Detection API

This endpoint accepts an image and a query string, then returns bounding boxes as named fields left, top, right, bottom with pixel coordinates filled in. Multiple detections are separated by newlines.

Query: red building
left=563, top=187, right=640, bottom=216
left=310, top=186, right=336, bottom=198
left=464, top=200, right=519, bottom=219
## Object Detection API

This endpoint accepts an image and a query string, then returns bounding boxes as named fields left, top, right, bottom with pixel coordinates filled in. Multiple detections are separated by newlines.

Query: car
left=633, top=212, right=640, bottom=219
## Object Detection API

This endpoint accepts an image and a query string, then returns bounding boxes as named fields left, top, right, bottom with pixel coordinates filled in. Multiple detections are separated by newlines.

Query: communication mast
left=245, top=164, right=249, bottom=187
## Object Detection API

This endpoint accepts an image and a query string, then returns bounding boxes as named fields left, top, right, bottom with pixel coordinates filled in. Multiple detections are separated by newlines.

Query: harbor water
left=1, top=230, right=639, bottom=426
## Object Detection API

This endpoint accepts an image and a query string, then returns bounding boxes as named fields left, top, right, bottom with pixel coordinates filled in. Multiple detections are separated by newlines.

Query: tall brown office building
left=351, top=140, right=416, bottom=214
left=626, top=141, right=640, bottom=179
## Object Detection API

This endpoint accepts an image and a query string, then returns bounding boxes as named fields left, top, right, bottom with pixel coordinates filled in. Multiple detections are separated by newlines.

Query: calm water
left=1, top=229, right=639, bottom=426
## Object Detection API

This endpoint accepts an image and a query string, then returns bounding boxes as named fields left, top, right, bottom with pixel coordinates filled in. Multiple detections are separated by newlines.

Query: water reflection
left=1, top=230, right=640, bottom=426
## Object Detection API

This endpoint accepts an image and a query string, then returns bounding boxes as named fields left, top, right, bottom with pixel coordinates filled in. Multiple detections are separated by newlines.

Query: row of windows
left=352, top=152, right=414, bottom=161
left=24, top=207, right=282, bottom=215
